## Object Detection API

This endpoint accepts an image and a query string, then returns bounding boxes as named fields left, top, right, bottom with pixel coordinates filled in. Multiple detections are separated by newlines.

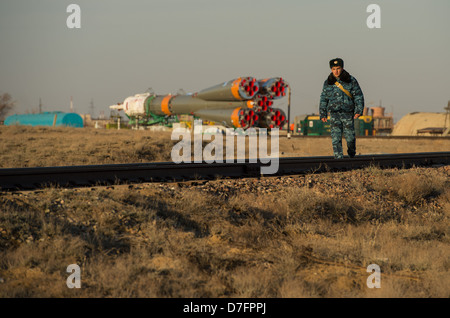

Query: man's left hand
left=354, top=114, right=361, bottom=119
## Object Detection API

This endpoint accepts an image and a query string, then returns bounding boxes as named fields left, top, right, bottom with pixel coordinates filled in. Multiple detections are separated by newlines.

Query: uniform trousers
left=329, top=112, right=356, bottom=159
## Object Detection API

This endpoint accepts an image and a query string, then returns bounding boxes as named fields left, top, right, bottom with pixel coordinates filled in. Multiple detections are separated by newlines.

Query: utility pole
left=287, top=86, right=291, bottom=138
left=444, top=100, right=450, bottom=131
left=89, top=98, right=95, bottom=118
left=70, top=96, right=74, bottom=113
left=39, top=98, right=42, bottom=113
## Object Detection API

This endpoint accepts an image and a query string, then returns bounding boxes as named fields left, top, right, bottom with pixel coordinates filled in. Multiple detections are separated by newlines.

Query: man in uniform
left=319, top=58, right=365, bottom=158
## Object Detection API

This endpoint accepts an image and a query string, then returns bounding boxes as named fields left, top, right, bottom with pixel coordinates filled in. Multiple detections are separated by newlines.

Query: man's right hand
left=321, top=118, right=327, bottom=122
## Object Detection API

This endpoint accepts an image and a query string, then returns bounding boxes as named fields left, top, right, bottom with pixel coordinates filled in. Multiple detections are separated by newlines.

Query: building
left=4, top=112, right=83, bottom=128
left=366, top=106, right=393, bottom=135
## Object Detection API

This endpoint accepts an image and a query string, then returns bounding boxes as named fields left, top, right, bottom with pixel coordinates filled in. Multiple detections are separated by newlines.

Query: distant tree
left=0, top=93, right=15, bottom=121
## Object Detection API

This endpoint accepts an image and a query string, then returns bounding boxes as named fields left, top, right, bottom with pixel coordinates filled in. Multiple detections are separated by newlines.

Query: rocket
left=109, top=77, right=289, bottom=130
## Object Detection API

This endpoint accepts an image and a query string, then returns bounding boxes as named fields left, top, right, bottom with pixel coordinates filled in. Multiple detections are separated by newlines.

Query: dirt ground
left=0, top=126, right=449, bottom=168
left=280, top=136, right=450, bottom=157
left=0, top=126, right=449, bottom=298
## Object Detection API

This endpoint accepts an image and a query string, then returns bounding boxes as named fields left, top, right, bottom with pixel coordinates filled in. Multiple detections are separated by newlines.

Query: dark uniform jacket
left=319, top=70, right=364, bottom=119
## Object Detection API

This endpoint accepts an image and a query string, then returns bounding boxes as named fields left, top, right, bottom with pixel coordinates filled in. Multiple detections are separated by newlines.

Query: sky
left=0, top=0, right=449, bottom=123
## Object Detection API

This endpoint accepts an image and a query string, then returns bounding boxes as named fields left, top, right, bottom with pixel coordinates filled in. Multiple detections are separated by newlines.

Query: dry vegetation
left=0, top=126, right=178, bottom=167
left=1, top=125, right=449, bottom=168
left=0, top=126, right=449, bottom=298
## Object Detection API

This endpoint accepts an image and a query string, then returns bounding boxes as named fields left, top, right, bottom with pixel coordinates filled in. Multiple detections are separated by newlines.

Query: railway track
left=0, top=152, right=449, bottom=191
left=288, top=135, right=450, bottom=140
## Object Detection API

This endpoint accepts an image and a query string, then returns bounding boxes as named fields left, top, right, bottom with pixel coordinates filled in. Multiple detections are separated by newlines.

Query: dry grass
left=0, top=126, right=176, bottom=167
left=1, top=166, right=449, bottom=298
left=0, top=126, right=449, bottom=298
left=1, top=125, right=450, bottom=168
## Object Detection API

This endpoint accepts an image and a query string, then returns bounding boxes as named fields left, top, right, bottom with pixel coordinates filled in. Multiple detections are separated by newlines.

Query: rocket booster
left=194, top=107, right=259, bottom=130
left=258, top=77, right=289, bottom=99
left=110, top=76, right=289, bottom=130
left=195, top=77, right=259, bottom=101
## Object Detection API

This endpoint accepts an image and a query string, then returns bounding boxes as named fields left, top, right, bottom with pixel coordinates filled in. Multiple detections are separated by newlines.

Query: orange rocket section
left=161, top=95, right=173, bottom=116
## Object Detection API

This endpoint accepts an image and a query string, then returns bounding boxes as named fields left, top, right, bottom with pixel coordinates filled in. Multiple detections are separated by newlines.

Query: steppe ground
left=0, top=126, right=449, bottom=298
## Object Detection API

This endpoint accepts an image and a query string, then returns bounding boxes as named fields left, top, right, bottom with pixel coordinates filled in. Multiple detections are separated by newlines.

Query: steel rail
left=289, top=135, right=450, bottom=140
left=0, top=152, right=449, bottom=191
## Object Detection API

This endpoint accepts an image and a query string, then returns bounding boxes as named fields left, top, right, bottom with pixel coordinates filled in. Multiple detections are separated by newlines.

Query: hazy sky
left=1, top=0, right=449, bottom=122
